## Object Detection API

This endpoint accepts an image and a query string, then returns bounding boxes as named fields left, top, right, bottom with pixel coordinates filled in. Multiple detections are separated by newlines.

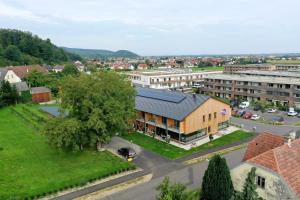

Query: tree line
left=0, top=81, right=19, bottom=108
left=0, top=29, right=82, bottom=67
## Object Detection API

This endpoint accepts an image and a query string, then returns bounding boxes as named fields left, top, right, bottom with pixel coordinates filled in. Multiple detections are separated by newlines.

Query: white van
left=239, top=101, right=250, bottom=109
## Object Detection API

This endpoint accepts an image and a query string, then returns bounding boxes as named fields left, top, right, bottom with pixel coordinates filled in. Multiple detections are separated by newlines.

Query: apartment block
left=224, top=64, right=276, bottom=73
left=201, top=73, right=300, bottom=107
left=128, top=69, right=222, bottom=89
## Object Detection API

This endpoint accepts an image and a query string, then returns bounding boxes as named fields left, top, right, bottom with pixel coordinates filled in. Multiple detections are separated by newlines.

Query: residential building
left=11, top=82, right=29, bottom=95
left=128, top=69, right=222, bottom=89
left=31, top=87, right=51, bottom=103
left=224, top=64, right=276, bottom=73
left=5, top=65, right=48, bottom=83
left=231, top=132, right=300, bottom=200
left=275, top=64, right=300, bottom=71
left=135, top=87, right=231, bottom=143
left=201, top=73, right=300, bottom=107
left=236, top=70, right=300, bottom=78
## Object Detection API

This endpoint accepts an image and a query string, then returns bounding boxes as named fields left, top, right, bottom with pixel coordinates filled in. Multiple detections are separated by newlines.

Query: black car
left=253, top=104, right=261, bottom=111
left=118, top=147, right=136, bottom=159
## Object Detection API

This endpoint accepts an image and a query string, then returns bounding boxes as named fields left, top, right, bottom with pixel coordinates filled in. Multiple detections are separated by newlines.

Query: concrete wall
left=231, top=163, right=295, bottom=200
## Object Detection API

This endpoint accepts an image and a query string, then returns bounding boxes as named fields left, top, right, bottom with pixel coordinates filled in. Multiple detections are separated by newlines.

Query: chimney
left=288, top=138, right=292, bottom=148
left=26, top=68, right=29, bottom=73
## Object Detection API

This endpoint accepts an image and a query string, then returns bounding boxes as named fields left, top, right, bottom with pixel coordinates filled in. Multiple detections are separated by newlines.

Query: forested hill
left=63, top=47, right=139, bottom=59
left=0, top=29, right=82, bottom=67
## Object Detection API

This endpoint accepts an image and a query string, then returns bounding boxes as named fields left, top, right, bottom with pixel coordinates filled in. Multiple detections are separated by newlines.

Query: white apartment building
left=127, top=69, right=223, bottom=89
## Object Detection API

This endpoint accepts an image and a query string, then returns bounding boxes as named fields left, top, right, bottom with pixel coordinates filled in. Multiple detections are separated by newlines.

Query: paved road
left=102, top=148, right=246, bottom=200
left=231, top=117, right=300, bottom=135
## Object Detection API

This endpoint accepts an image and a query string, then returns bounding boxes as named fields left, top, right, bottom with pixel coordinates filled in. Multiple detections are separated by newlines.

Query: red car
left=243, top=112, right=253, bottom=119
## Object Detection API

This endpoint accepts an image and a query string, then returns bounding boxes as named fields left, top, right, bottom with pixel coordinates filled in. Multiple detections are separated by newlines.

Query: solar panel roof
left=137, top=88, right=186, bottom=103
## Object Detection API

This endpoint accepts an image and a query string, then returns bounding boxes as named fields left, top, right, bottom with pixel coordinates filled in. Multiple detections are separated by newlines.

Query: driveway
left=106, top=137, right=181, bottom=174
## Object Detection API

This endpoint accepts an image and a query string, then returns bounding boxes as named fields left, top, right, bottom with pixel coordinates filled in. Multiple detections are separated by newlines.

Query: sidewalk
left=51, top=170, right=150, bottom=200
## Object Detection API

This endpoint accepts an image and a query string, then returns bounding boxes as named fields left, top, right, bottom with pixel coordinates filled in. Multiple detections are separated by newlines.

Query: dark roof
left=0, top=68, right=8, bottom=81
left=135, top=87, right=210, bottom=121
left=40, top=106, right=68, bottom=117
left=30, top=87, right=51, bottom=94
left=11, top=82, right=29, bottom=92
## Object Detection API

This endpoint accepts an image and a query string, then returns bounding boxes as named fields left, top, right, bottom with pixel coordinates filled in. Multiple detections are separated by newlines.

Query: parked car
left=251, top=114, right=260, bottom=120
left=239, top=101, right=250, bottom=109
left=243, top=112, right=253, bottom=119
left=232, top=108, right=239, bottom=116
left=230, top=100, right=239, bottom=108
left=118, top=147, right=136, bottom=159
left=288, top=108, right=298, bottom=116
left=271, top=116, right=284, bottom=123
left=288, top=111, right=298, bottom=116
left=267, top=108, right=277, bottom=113
left=238, top=110, right=246, bottom=117
left=253, top=104, right=261, bottom=111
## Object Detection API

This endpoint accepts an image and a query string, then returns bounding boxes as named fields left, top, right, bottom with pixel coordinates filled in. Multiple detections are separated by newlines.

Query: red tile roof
left=243, top=132, right=284, bottom=161
left=9, top=65, right=48, bottom=79
left=247, top=138, right=300, bottom=199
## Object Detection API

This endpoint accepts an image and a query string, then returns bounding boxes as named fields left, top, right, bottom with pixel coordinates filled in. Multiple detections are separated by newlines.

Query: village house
left=231, top=132, right=300, bottom=200
left=134, top=87, right=231, bottom=143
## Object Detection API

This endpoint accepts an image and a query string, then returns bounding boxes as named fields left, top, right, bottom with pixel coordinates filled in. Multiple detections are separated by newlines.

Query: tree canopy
left=0, top=80, right=19, bottom=107
left=44, top=72, right=136, bottom=151
left=201, top=155, right=234, bottom=200
left=156, top=177, right=199, bottom=200
left=0, top=29, right=82, bottom=67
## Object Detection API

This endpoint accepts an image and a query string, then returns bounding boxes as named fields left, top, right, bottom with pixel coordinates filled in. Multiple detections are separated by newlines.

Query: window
left=174, top=120, right=180, bottom=129
left=257, top=176, right=266, bottom=189
left=203, top=115, right=206, bottom=122
left=208, top=126, right=211, bottom=133
left=214, top=112, right=217, bottom=119
left=208, top=113, right=212, bottom=121
left=162, top=117, right=167, bottom=125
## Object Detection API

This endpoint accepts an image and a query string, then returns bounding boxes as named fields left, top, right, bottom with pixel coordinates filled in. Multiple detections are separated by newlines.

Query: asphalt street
left=102, top=148, right=246, bottom=200
left=231, top=117, right=300, bottom=135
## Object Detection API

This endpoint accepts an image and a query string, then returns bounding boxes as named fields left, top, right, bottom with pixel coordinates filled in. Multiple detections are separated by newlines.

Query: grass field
left=0, top=106, right=133, bottom=199
left=122, top=130, right=253, bottom=159
left=267, top=60, right=300, bottom=64
left=191, top=66, right=224, bottom=72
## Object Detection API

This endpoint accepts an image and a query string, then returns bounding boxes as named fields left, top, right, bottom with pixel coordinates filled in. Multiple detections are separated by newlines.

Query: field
left=267, top=60, right=300, bottom=64
left=191, top=66, right=224, bottom=72
left=0, top=106, right=133, bottom=199
left=122, top=130, right=253, bottom=159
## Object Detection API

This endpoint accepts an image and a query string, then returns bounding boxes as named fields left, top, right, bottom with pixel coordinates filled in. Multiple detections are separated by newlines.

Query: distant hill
left=0, top=29, right=82, bottom=67
left=63, top=47, right=139, bottom=59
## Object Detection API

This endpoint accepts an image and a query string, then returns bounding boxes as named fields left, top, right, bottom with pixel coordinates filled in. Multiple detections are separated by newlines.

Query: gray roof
left=0, top=68, right=8, bottom=81
left=12, top=82, right=29, bottom=92
left=30, top=87, right=51, bottom=94
left=135, top=87, right=210, bottom=121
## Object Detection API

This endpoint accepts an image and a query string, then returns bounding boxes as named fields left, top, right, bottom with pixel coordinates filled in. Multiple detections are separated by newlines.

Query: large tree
left=45, top=72, right=136, bottom=151
left=0, top=80, right=19, bottom=107
left=62, top=63, right=79, bottom=76
left=25, top=70, right=47, bottom=87
left=201, top=155, right=234, bottom=200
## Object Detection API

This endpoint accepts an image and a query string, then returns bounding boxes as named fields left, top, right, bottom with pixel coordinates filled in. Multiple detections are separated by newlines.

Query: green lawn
left=267, top=60, right=300, bottom=65
left=191, top=66, right=224, bottom=72
left=123, top=130, right=253, bottom=160
left=0, top=107, right=133, bottom=199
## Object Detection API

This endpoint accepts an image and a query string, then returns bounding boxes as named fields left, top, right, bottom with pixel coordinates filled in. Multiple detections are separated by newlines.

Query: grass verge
left=0, top=107, right=134, bottom=199
left=122, top=130, right=254, bottom=160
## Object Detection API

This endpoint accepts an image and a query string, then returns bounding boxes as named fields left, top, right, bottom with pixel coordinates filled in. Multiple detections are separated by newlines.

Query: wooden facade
left=135, top=98, right=231, bottom=143
left=32, top=92, right=51, bottom=103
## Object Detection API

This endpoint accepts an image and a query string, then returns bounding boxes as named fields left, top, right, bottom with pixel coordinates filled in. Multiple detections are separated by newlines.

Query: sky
left=0, top=0, right=300, bottom=56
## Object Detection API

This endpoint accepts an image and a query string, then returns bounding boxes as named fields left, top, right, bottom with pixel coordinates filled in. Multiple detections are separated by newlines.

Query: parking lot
left=233, top=105, right=300, bottom=125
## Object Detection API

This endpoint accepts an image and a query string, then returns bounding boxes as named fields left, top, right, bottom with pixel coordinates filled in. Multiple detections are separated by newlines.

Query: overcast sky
left=0, top=0, right=300, bottom=56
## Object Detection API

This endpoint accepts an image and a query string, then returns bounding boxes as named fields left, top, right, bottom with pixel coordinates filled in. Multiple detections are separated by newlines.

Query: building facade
left=135, top=87, right=231, bottom=143
left=31, top=87, right=51, bottom=103
left=224, top=64, right=276, bottom=73
left=128, top=70, right=222, bottom=89
left=201, top=73, right=300, bottom=107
